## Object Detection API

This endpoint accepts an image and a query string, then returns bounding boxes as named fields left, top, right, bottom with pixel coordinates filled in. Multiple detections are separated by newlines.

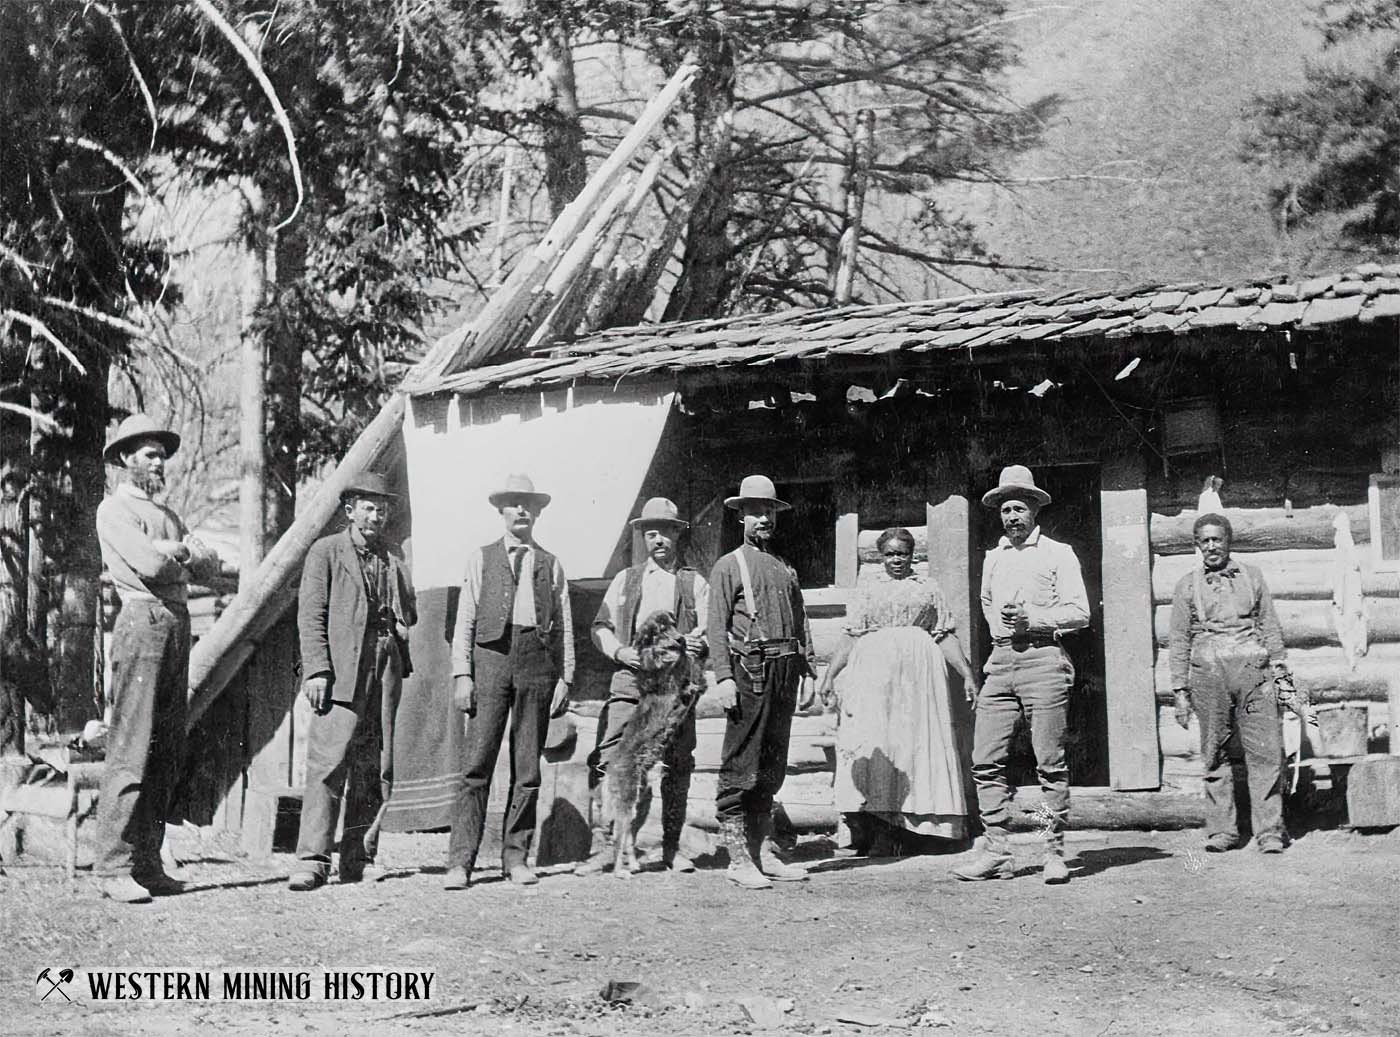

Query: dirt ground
left=3, top=825, right=1398, bottom=1037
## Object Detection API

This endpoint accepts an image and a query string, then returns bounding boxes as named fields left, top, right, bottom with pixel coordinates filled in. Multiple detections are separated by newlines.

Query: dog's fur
left=603, top=609, right=703, bottom=876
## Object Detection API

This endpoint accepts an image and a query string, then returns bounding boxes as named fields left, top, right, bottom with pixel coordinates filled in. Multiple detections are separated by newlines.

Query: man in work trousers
left=577, top=497, right=709, bottom=876
left=445, top=473, right=572, bottom=890
left=955, top=465, right=1089, bottom=885
left=94, top=414, right=220, bottom=903
left=709, top=474, right=816, bottom=889
left=288, top=472, right=417, bottom=891
left=1169, top=513, right=1300, bottom=854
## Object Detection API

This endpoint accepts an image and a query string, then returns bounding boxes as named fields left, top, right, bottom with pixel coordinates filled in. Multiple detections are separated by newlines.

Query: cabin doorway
left=973, top=463, right=1109, bottom=788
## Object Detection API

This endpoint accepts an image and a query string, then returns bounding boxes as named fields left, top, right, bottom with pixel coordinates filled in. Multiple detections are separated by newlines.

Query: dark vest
left=475, top=538, right=558, bottom=647
left=617, top=563, right=699, bottom=645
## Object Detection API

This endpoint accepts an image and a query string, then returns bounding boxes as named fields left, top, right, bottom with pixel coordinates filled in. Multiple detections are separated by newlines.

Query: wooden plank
left=834, top=512, right=859, bottom=588
left=1150, top=504, right=1370, bottom=555
left=1100, top=455, right=1161, bottom=791
left=1151, top=548, right=1400, bottom=603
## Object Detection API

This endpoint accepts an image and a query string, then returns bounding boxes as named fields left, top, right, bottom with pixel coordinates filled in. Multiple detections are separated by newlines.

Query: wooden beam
left=1101, top=454, right=1161, bottom=790
left=834, top=511, right=859, bottom=588
left=1151, top=504, right=1370, bottom=555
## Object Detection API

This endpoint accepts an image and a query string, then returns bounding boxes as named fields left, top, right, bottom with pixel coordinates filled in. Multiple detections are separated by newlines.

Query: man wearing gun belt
left=1168, top=513, right=1308, bottom=855
left=289, top=472, right=417, bottom=891
left=708, top=475, right=817, bottom=890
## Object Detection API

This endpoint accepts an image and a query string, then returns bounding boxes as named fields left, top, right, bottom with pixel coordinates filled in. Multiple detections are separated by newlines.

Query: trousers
left=446, top=625, right=557, bottom=871
left=716, top=653, right=801, bottom=822
left=95, top=599, right=190, bottom=877
left=295, top=633, right=403, bottom=874
left=971, top=644, right=1073, bottom=844
left=1190, top=641, right=1284, bottom=841
left=588, top=668, right=697, bottom=843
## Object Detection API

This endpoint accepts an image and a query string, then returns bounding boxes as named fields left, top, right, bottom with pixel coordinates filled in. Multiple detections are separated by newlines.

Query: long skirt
left=833, top=627, right=967, bottom=840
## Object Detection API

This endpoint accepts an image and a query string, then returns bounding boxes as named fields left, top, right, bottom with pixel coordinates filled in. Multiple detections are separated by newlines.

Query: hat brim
left=981, top=485, right=1051, bottom=508
left=104, top=430, right=181, bottom=466
left=341, top=487, right=399, bottom=501
left=724, top=495, right=792, bottom=511
left=489, top=491, right=551, bottom=509
left=629, top=516, right=689, bottom=529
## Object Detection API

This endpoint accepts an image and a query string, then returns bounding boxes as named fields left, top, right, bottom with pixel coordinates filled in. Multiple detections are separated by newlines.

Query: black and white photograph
left=2, top=1, right=1397, bottom=1034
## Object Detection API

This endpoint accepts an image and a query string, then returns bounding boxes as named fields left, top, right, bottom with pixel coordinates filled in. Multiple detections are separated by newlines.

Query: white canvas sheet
left=403, top=386, right=676, bottom=588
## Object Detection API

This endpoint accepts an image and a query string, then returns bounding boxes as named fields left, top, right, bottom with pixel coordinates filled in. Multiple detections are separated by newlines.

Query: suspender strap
left=734, top=547, right=761, bottom=642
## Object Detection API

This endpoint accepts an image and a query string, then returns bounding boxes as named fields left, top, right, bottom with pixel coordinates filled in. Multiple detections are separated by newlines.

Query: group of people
left=89, top=413, right=1301, bottom=904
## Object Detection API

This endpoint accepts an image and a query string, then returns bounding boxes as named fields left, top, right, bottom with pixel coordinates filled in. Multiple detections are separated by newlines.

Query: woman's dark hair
left=876, top=527, right=916, bottom=554
left=1192, top=513, right=1233, bottom=540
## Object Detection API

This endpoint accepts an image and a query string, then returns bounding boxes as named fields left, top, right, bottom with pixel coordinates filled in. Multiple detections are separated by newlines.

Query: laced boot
left=952, top=834, right=1014, bottom=881
left=721, top=815, right=771, bottom=890
left=750, top=811, right=808, bottom=882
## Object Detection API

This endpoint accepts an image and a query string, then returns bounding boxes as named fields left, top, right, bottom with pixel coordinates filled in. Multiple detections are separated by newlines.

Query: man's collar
left=346, top=525, right=383, bottom=554
left=643, top=556, right=678, bottom=576
left=1203, top=558, right=1241, bottom=577
left=503, top=531, right=533, bottom=550
left=118, top=481, right=152, bottom=502
left=997, top=525, right=1043, bottom=549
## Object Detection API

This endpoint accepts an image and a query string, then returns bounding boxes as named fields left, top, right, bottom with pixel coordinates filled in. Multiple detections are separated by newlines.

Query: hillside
left=950, top=0, right=1343, bottom=292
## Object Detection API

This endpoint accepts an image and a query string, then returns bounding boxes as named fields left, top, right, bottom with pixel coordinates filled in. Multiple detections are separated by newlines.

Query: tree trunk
left=264, top=199, right=307, bottom=542
left=238, top=184, right=270, bottom=575
left=662, top=32, right=737, bottom=322
left=539, top=25, right=586, bottom=218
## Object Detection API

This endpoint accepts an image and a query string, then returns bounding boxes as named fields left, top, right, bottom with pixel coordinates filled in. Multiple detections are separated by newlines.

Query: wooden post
left=1100, top=454, right=1160, bottom=791
left=832, top=109, right=875, bottom=306
left=834, top=511, right=859, bottom=588
left=926, top=495, right=972, bottom=646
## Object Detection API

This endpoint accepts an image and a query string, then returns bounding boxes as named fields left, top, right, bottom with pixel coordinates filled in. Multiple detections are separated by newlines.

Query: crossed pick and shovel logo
left=36, top=968, right=75, bottom=1002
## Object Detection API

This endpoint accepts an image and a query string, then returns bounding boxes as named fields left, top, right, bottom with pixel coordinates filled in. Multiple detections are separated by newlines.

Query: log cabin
left=176, top=266, right=1400, bottom=857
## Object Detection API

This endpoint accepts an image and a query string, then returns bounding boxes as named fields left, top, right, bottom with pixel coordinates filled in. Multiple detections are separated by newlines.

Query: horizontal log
left=1150, top=504, right=1370, bottom=555
left=1153, top=598, right=1400, bottom=649
left=1152, top=548, right=1400, bottom=603
left=1153, top=643, right=1400, bottom=703
left=857, top=525, right=928, bottom=564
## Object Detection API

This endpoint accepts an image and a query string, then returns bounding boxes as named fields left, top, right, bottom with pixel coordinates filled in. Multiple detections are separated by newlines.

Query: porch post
left=926, top=494, right=973, bottom=666
left=1100, top=454, right=1161, bottom=790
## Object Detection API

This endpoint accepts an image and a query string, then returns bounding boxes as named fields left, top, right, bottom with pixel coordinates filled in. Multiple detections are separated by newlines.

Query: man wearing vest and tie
left=445, top=473, right=573, bottom=890
left=577, top=497, right=709, bottom=876
left=709, top=475, right=817, bottom=889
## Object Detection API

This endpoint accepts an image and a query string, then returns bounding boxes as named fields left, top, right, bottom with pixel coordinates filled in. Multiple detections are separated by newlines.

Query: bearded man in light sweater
left=94, top=415, right=220, bottom=903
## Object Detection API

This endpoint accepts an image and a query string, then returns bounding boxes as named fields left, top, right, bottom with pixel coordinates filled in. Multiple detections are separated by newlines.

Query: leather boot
left=1042, top=831, right=1070, bottom=883
left=750, top=811, right=808, bottom=882
left=952, top=834, right=1014, bottom=881
left=721, top=815, right=771, bottom=890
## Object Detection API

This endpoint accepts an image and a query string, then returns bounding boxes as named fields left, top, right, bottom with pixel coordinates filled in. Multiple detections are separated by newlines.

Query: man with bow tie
left=444, top=473, right=573, bottom=891
left=1168, top=513, right=1295, bottom=855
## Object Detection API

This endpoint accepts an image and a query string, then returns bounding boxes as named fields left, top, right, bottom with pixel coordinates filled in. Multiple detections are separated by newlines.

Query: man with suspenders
left=578, top=497, right=709, bottom=875
left=708, top=475, right=817, bottom=889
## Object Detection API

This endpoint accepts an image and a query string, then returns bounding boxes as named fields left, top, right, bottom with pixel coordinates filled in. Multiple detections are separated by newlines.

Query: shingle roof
left=409, top=266, right=1400, bottom=399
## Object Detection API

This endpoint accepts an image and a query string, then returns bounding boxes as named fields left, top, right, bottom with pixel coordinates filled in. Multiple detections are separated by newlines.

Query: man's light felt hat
left=724, top=474, right=791, bottom=511
left=341, top=472, right=398, bottom=501
left=981, top=464, right=1052, bottom=508
left=103, top=414, right=180, bottom=467
left=489, top=472, right=551, bottom=509
left=629, top=497, right=688, bottom=529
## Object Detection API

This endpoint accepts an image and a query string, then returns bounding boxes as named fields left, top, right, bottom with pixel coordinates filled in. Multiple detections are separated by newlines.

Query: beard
left=129, top=467, right=166, bottom=496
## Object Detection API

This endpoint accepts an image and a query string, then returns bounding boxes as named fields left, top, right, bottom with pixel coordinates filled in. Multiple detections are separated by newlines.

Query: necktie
left=510, top=546, right=525, bottom=585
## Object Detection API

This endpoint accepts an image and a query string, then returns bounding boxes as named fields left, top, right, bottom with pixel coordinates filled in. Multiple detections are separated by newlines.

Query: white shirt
left=592, top=557, right=710, bottom=661
left=980, top=526, right=1090, bottom=643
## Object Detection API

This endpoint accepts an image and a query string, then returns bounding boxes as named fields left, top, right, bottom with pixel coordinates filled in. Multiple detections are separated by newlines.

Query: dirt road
left=4, top=827, right=1397, bottom=1036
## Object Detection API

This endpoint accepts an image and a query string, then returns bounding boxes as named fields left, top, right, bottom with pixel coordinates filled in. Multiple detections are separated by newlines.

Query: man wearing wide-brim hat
left=954, top=465, right=1089, bottom=886
left=93, top=414, right=221, bottom=903
left=444, top=472, right=574, bottom=890
left=288, top=471, right=417, bottom=891
left=707, top=474, right=817, bottom=889
left=576, top=497, right=710, bottom=876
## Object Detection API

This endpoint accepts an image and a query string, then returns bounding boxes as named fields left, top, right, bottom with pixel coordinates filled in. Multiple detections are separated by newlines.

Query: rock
left=835, top=1007, right=911, bottom=1028
left=1079, top=965, right=1095, bottom=974
left=916, top=1011, right=954, bottom=1028
left=598, top=980, right=661, bottom=1007
left=739, top=996, right=792, bottom=1029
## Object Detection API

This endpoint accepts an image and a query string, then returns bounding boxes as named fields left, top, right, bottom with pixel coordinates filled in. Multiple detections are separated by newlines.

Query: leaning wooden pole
left=187, top=66, right=701, bottom=731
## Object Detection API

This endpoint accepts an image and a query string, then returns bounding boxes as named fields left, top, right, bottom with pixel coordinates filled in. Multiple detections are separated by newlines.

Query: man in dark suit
left=288, top=472, right=417, bottom=891
left=444, top=473, right=573, bottom=891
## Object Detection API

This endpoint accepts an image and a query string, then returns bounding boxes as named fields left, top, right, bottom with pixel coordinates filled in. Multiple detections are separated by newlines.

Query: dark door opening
left=972, top=463, right=1108, bottom=787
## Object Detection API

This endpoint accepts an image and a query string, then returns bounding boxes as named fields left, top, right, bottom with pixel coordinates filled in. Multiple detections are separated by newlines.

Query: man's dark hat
left=340, top=471, right=398, bottom=501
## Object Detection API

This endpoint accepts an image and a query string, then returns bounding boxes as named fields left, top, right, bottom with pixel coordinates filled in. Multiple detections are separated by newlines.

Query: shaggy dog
left=603, top=609, right=703, bottom=877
